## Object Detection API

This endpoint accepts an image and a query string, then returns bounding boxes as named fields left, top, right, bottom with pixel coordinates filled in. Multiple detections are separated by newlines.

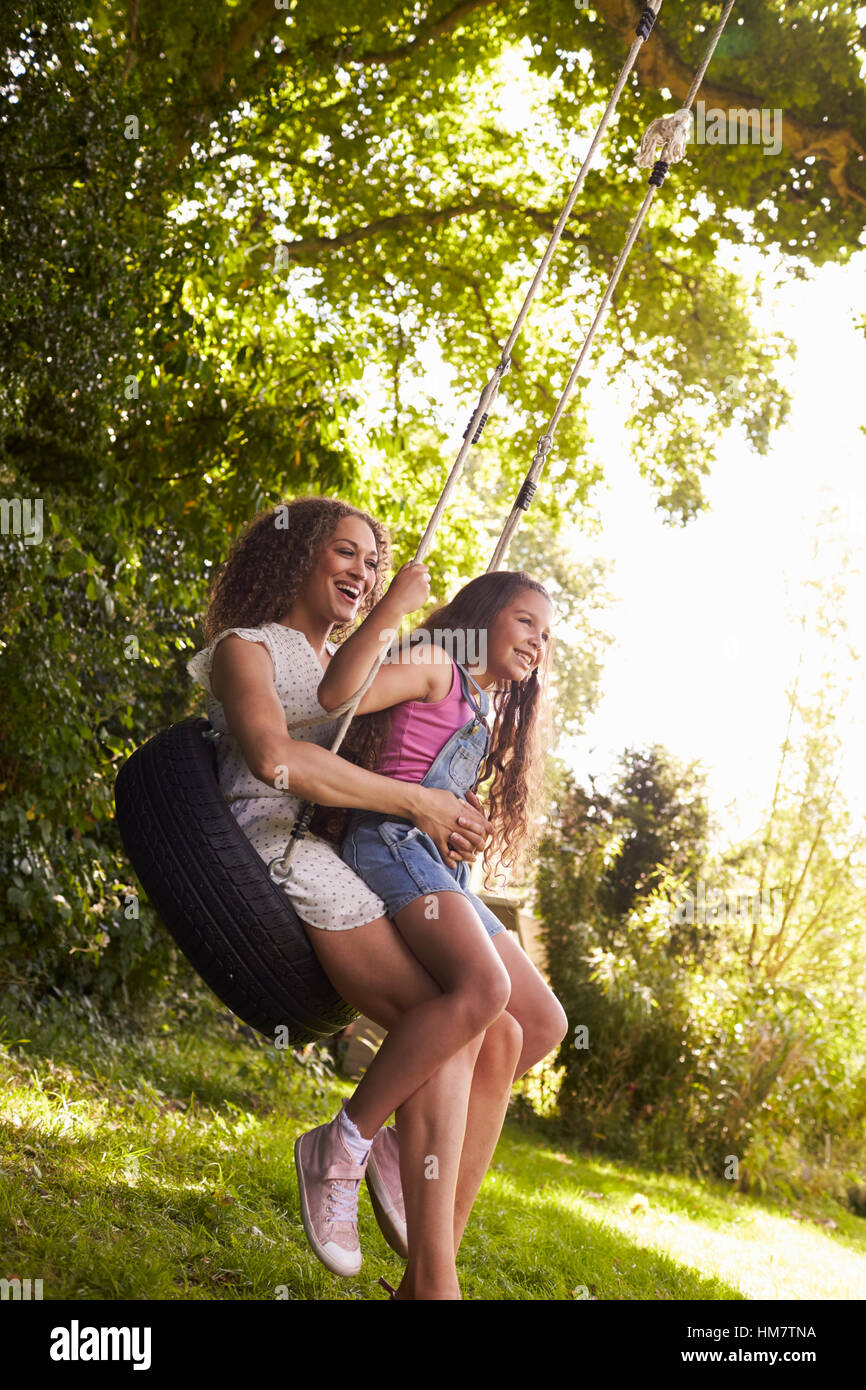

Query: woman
left=187, top=496, right=567, bottom=1299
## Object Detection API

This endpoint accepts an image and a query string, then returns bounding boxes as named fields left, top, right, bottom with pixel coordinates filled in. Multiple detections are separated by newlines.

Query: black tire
left=113, top=717, right=359, bottom=1044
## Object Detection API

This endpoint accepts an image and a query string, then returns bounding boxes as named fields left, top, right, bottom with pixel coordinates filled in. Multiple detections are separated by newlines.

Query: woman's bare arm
left=210, top=635, right=489, bottom=863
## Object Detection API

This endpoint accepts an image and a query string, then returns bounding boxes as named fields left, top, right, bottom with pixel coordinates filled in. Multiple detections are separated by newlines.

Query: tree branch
left=122, top=0, right=140, bottom=81
left=204, top=0, right=282, bottom=92
left=285, top=1, right=500, bottom=69
left=594, top=0, right=866, bottom=206
left=768, top=859, right=855, bottom=980
left=755, top=773, right=840, bottom=974
left=270, top=196, right=579, bottom=262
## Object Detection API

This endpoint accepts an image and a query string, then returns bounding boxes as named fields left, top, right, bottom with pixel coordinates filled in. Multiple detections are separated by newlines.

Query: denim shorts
left=340, top=815, right=505, bottom=939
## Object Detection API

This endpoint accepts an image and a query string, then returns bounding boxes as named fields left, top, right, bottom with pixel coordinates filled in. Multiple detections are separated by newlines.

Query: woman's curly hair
left=201, top=495, right=391, bottom=847
left=202, top=495, right=391, bottom=644
left=347, top=571, right=554, bottom=886
left=202, top=513, right=550, bottom=879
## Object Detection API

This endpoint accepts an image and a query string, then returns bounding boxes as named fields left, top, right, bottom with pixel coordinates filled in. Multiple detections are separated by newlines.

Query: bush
left=536, top=765, right=866, bottom=1197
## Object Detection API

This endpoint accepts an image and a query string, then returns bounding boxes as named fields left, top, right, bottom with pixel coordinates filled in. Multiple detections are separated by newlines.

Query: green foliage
left=537, top=727, right=866, bottom=1197
left=2, top=0, right=864, bottom=1001
left=3, top=995, right=863, bottom=1300
left=601, top=744, right=710, bottom=922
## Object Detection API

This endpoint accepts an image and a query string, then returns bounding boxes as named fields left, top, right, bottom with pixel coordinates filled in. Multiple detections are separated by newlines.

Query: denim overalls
left=340, top=662, right=505, bottom=938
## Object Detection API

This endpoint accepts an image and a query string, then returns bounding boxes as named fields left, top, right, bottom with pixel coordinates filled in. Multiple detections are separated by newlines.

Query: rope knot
left=635, top=108, right=692, bottom=169
left=532, top=433, right=553, bottom=466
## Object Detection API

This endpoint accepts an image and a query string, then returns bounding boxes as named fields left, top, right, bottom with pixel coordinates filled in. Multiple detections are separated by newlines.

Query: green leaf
left=58, top=549, right=88, bottom=578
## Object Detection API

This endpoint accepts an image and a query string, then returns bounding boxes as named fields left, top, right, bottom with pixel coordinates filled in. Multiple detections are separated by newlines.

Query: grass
left=1, top=998, right=864, bottom=1302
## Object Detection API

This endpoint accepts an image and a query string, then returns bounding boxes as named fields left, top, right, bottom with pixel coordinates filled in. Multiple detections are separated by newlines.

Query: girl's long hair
left=348, top=570, right=554, bottom=885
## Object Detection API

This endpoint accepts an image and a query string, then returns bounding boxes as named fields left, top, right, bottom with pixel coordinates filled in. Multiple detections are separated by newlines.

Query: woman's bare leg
left=303, top=902, right=512, bottom=1138
left=302, top=913, right=497, bottom=1297
left=390, top=1036, right=482, bottom=1298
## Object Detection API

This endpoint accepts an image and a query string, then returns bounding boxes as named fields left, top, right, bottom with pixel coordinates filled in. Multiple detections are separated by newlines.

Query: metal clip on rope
left=532, top=433, right=553, bottom=469
left=636, top=5, right=658, bottom=39
left=268, top=803, right=314, bottom=883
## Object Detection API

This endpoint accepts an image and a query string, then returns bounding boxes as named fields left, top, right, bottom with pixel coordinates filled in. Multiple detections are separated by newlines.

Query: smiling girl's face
left=479, top=588, right=552, bottom=686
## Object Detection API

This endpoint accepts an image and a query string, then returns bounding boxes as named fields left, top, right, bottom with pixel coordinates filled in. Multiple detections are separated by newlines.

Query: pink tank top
left=376, top=660, right=474, bottom=783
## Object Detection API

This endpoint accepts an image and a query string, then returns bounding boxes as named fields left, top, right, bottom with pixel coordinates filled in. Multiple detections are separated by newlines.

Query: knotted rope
left=488, top=0, right=736, bottom=572
left=267, top=0, right=739, bottom=882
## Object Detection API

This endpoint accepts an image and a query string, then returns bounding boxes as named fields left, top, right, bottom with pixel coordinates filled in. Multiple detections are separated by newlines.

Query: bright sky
left=388, top=243, right=866, bottom=853
left=350, top=37, right=866, bottom=855
left=563, top=247, right=866, bottom=849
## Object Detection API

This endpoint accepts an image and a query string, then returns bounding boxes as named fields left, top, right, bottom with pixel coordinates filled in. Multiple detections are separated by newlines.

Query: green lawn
left=1, top=1002, right=863, bottom=1301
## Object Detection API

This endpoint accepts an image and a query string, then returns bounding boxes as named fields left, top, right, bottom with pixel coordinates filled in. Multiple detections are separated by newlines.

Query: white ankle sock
left=338, top=1100, right=374, bottom=1165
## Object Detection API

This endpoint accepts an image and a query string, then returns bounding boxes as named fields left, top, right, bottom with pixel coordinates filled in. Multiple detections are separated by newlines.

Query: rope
left=266, top=1, right=667, bottom=883
left=265, top=0, right=739, bottom=884
left=412, top=0, right=664, bottom=565
left=487, top=0, right=737, bottom=574
left=269, top=1, right=664, bottom=747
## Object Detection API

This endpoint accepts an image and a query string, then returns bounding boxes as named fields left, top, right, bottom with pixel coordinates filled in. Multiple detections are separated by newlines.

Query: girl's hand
left=384, top=561, right=431, bottom=619
left=410, top=786, right=492, bottom=867
left=463, top=790, right=487, bottom=820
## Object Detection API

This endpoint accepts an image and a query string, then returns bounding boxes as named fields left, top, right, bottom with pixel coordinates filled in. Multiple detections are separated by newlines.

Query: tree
left=535, top=750, right=712, bottom=1158
left=2, top=0, right=864, bottom=1001
left=535, top=523, right=866, bottom=1183
left=604, top=744, right=710, bottom=926
left=719, top=513, right=866, bottom=992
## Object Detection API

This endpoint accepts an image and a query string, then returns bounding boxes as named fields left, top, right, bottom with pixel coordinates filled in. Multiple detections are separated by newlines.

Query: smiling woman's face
left=308, top=514, right=380, bottom=627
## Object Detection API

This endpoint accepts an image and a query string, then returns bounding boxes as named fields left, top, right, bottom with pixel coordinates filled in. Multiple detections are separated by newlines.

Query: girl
left=323, top=563, right=554, bottom=903
left=318, top=561, right=569, bottom=1252
left=187, top=497, right=555, bottom=1301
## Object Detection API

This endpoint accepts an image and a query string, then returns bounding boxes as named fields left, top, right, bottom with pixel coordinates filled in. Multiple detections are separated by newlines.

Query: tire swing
left=113, top=718, right=357, bottom=1041
left=114, top=0, right=735, bottom=1044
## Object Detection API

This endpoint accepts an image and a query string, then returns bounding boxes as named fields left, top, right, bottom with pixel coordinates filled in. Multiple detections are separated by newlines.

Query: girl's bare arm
left=210, top=636, right=489, bottom=863
left=317, top=562, right=451, bottom=714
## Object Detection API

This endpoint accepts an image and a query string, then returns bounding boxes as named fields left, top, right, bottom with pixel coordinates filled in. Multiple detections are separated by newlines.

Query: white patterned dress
left=186, top=622, right=387, bottom=931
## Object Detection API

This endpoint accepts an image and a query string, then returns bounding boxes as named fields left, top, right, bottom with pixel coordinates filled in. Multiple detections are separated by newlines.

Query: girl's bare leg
left=302, top=914, right=498, bottom=1298
left=487, top=929, right=570, bottom=1082
left=451, top=930, right=570, bottom=1253
left=449, top=1009, right=523, bottom=1256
